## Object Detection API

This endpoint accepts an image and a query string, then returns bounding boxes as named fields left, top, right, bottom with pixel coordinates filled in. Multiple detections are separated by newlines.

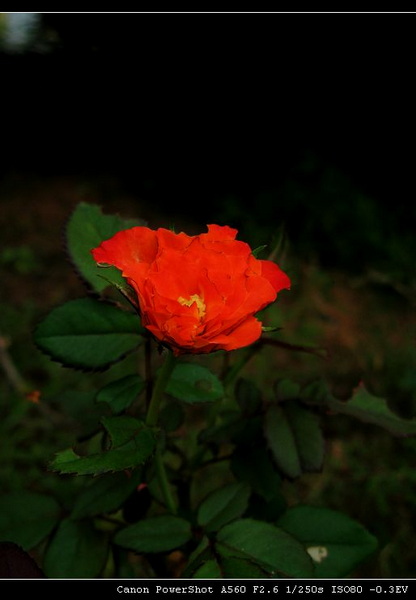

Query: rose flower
left=91, top=224, right=290, bottom=355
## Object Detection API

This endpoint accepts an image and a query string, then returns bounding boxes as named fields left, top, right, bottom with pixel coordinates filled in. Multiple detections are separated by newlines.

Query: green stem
left=190, top=346, right=260, bottom=470
left=145, top=350, right=176, bottom=428
left=154, top=444, right=177, bottom=514
left=145, top=350, right=178, bottom=514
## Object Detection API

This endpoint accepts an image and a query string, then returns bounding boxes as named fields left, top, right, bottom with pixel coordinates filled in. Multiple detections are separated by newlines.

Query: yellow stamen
left=178, top=294, right=206, bottom=319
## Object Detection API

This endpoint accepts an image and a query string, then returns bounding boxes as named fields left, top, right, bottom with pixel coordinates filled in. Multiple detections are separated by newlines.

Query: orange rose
left=91, top=224, right=290, bottom=355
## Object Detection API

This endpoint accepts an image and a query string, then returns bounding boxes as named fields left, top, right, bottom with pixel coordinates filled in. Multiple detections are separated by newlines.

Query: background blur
left=1, top=12, right=416, bottom=577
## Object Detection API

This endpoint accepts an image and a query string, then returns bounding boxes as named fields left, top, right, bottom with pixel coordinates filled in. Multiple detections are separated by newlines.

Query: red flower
left=91, top=224, right=290, bottom=355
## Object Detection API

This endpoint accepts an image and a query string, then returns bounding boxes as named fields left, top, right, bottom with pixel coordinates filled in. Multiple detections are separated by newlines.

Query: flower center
left=177, top=294, right=206, bottom=320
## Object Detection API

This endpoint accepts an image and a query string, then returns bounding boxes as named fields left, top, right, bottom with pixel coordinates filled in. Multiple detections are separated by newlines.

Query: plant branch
left=145, top=349, right=178, bottom=513
left=154, top=444, right=177, bottom=514
left=145, top=350, right=176, bottom=428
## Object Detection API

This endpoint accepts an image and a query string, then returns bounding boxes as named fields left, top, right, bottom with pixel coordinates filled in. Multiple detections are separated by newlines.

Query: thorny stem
left=145, top=350, right=178, bottom=514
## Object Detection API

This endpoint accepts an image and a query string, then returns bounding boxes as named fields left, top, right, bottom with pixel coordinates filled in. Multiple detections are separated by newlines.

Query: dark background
left=2, top=12, right=415, bottom=274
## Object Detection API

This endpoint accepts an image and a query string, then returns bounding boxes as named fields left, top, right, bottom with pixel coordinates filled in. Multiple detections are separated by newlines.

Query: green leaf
left=114, top=515, right=192, bottom=553
left=34, top=298, right=144, bottom=370
left=197, top=482, right=251, bottom=533
left=0, top=492, right=61, bottom=550
left=278, top=505, right=378, bottom=577
left=263, top=405, right=301, bottom=479
left=96, top=375, right=145, bottom=413
left=101, top=415, right=149, bottom=447
left=166, top=363, right=224, bottom=404
left=50, top=420, right=156, bottom=475
left=183, top=538, right=218, bottom=578
left=66, top=201, right=145, bottom=293
left=71, top=470, right=142, bottom=519
left=284, top=402, right=324, bottom=472
left=331, top=384, right=416, bottom=437
left=217, top=518, right=313, bottom=578
left=192, top=559, right=223, bottom=578
left=44, top=518, right=109, bottom=578
left=263, top=402, right=324, bottom=479
left=231, top=446, right=283, bottom=503
left=216, top=554, right=275, bottom=578
left=185, top=538, right=272, bottom=579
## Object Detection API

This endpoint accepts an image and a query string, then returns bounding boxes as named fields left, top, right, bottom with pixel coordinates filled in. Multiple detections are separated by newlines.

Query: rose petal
left=260, top=259, right=291, bottom=293
left=196, top=316, right=263, bottom=353
left=92, top=227, right=158, bottom=275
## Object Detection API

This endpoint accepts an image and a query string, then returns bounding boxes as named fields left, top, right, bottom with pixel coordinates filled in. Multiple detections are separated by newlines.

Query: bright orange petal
left=198, top=316, right=263, bottom=352
left=205, top=224, right=238, bottom=241
left=259, top=259, right=291, bottom=293
left=91, top=227, right=158, bottom=275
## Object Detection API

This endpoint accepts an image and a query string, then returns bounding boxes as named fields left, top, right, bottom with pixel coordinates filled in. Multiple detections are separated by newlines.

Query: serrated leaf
left=217, top=518, right=313, bottom=577
left=101, top=415, right=148, bottom=447
left=50, top=421, right=155, bottom=475
left=264, top=405, right=301, bottom=479
left=166, top=363, right=224, bottom=403
left=264, top=402, right=324, bottom=479
left=0, top=492, right=61, bottom=551
left=34, top=298, right=144, bottom=370
left=197, top=482, right=251, bottom=533
left=333, top=384, right=416, bottom=437
left=304, top=381, right=416, bottom=437
left=96, top=375, right=145, bottom=414
left=44, top=518, right=108, bottom=578
left=278, top=505, right=378, bottom=577
left=285, top=402, right=324, bottom=472
left=66, top=202, right=145, bottom=293
left=114, top=515, right=192, bottom=553
left=71, top=471, right=142, bottom=519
